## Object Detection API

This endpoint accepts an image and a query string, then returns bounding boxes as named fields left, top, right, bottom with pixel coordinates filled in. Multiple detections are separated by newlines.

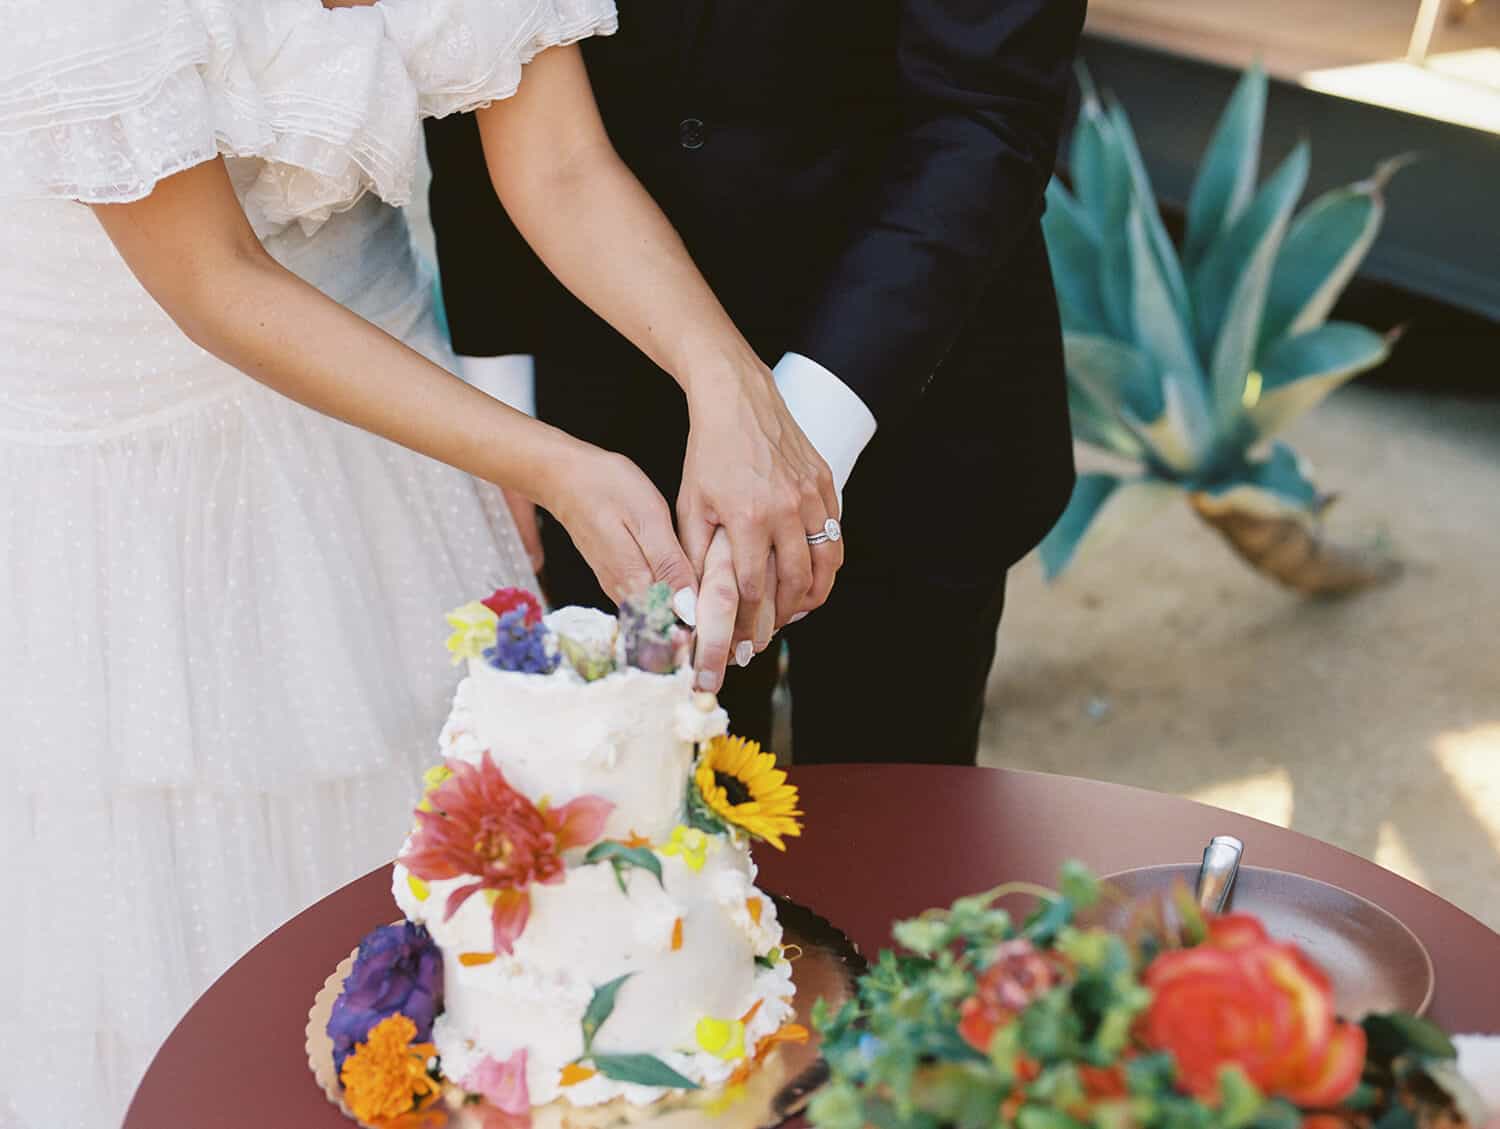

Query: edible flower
left=693, top=736, right=802, bottom=850
left=696, top=1016, right=748, bottom=1061
left=660, top=825, right=709, bottom=872
left=327, top=923, right=443, bottom=1074
left=400, top=753, right=612, bottom=953
left=957, top=938, right=1056, bottom=1054
left=338, top=1014, right=441, bottom=1126
left=484, top=608, right=559, bottom=675
left=481, top=587, right=543, bottom=627
left=461, top=1049, right=530, bottom=1120
left=445, top=601, right=498, bottom=664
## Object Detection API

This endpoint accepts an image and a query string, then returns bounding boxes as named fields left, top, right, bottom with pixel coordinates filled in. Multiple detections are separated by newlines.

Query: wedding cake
left=323, top=585, right=806, bottom=1127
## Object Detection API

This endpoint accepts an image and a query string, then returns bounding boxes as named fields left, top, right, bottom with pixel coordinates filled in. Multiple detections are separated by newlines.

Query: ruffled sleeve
left=0, top=0, right=617, bottom=229
left=378, top=0, right=620, bottom=119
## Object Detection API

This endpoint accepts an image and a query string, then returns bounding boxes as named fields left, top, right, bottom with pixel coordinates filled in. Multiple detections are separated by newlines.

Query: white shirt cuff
left=455, top=354, right=536, bottom=418
left=772, top=352, right=877, bottom=499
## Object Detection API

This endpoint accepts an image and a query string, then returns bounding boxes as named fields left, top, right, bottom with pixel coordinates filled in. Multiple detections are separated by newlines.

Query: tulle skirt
left=0, top=362, right=533, bottom=1126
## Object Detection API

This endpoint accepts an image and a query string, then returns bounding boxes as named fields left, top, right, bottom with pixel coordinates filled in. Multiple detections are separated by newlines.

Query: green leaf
left=1201, top=142, right=1311, bottom=429
left=1042, top=180, right=1110, bottom=336
left=1066, top=383, right=1148, bottom=459
left=1216, top=1065, right=1264, bottom=1129
left=1185, top=65, right=1267, bottom=272
left=583, top=841, right=665, bottom=893
left=1106, top=95, right=1192, bottom=326
left=1038, top=474, right=1179, bottom=581
left=1249, top=321, right=1391, bottom=439
left=1057, top=861, right=1101, bottom=911
left=1064, top=332, right=1164, bottom=424
left=1257, top=161, right=1402, bottom=351
left=1120, top=375, right=1213, bottom=474
left=892, top=916, right=951, bottom=958
left=580, top=973, right=633, bottom=1054
left=1192, top=141, right=1309, bottom=376
left=589, top=1053, right=702, bottom=1091
left=1129, top=198, right=1205, bottom=390
left=1372, top=1105, right=1418, bottom=1129
left=1362, top=1012, right=1458, bottom=1063
left=1196, top=443, right=1321, bottom=518
left=1071, top=90, right=1133, bottom=237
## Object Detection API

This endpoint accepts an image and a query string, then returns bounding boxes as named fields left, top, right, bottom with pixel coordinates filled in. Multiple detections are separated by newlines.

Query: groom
left=425, top=0, right=1084, bottom=766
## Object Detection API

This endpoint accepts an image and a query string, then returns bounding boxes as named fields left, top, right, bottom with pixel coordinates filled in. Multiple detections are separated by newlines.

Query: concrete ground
left=981, top=384, right=1500, bottom=930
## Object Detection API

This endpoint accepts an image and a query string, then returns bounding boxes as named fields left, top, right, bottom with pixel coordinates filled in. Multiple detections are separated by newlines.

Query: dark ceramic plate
left=1101, top=863, right=1434, bottom=1017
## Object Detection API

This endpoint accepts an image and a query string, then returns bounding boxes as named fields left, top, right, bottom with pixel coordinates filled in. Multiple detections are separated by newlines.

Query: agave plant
left=1039, top=66, right=1405, bottom=594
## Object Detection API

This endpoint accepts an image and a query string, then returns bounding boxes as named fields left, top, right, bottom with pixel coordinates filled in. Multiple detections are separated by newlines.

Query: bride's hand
left=677, top=351, right=844, bottom=633
left=540, top=446, right=698, bottom=611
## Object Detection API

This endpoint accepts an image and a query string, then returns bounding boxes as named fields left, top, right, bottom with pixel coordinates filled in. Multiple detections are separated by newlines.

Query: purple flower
left=619, top=583, right=690, bottom=673
left=327, top=922, right=443, bottom=1074
left=484, top=608, right=559, bottom=675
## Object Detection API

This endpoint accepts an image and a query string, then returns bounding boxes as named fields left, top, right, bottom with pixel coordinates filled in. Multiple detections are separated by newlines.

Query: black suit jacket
left=425, top=0, right=1084, bottom=575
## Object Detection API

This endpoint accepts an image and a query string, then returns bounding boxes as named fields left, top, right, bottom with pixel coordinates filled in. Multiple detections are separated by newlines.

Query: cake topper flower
left=691, top=736, right=802, bottom=850
left=399, top=753, right=613, bottom=953
left=327, top=922, right=444, bottom=1075
left=484, top=608, right=560, bottom=675
left=481, top=587, right=543, bottom=627
left=445, top=600, right=499, bottom=664
left=619, top=582, right=692, bottom=674
left=460, top=1049, right=530, bottom=1127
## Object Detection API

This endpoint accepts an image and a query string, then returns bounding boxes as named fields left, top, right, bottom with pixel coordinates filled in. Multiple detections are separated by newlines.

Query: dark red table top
left=125, top=764, right=1500, bottom=1128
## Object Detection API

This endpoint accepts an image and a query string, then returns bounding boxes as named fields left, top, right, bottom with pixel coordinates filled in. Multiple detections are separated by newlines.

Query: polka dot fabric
left=0, top=0, right=622, bottom=1119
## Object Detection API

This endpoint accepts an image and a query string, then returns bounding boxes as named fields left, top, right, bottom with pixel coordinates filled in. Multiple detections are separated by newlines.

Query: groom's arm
left=782, top=0, right=1086, bottom=457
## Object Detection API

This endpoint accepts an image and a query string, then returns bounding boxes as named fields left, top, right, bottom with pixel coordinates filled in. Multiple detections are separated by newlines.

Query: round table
left=125, top=764, right=1500, bottom=1128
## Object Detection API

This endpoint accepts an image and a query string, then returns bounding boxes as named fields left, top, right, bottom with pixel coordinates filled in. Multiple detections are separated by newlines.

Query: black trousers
left=538, top=500, right=1007, bottom=767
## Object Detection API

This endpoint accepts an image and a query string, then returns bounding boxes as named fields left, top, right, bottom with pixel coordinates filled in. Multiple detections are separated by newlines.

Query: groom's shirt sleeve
left=784, top=0, right=1086, bottom=434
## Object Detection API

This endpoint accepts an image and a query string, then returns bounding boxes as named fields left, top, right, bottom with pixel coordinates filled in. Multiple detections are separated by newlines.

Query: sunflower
left=693, top=736, right=802, bottom=850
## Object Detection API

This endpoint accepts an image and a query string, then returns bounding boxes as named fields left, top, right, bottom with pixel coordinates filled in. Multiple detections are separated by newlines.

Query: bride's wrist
left=668, top=335, right=773, bottom=408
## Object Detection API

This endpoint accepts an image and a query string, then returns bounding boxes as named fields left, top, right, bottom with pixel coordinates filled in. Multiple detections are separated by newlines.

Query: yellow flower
left=415, top=763, right=453, bottom=813
left=444, top=601, right=498, bottom=664
left=695, top=1016, right=747, bottom=1061
left=660, top=825, right=709, bottom=872
left=693, top=736, right=803, bottom=850
left=339, top=1014, right=440, bottom=1126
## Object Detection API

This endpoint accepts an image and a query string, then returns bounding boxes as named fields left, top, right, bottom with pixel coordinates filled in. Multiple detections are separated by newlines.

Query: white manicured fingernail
left=697, top=670, right=719, bottom=692
left=790, top=611, right=808, bottom=623
left=734, top=641, right=755, bottom=667
left=672, top=587, right=697, bottom=627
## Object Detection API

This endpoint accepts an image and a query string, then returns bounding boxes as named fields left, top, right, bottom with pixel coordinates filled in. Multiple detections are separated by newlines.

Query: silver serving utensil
left=1195, top=835, right=1244, bottom=914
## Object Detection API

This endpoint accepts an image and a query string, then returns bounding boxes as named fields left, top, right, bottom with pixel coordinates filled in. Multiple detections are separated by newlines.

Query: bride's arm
left=90, top=158, right=696, bottom=608
left=472, top=46, right=843, bottom=663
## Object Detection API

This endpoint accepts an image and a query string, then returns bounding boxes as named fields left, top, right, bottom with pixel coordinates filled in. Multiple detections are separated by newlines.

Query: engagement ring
left=806, top=517, right=842, bottom=546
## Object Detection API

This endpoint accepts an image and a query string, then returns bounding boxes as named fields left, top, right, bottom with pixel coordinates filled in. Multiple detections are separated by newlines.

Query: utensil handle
left=1196, top=835, right=1244, bottom=914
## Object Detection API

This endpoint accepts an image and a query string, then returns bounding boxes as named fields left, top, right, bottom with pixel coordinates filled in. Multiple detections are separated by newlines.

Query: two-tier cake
left=318, top=585, right=807, bottom=1128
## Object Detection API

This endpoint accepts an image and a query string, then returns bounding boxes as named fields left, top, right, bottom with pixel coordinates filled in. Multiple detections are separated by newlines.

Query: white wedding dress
left=0, top=1, right=616, bottom=1125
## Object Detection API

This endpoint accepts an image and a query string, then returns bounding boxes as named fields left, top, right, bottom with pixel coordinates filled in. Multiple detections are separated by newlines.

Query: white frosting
left=398, top=607, right=793, bottom=1110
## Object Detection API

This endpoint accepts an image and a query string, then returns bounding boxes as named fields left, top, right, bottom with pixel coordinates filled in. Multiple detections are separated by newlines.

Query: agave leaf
left=1196, top=442, right=1322, bottom=517
left=1042, top=180, right=1110, bottom=335
left=1248, top=322, right=1392, bottom=439
left=1206, top=141, right=1311, bottom=429
left=1067, top=384, right=1148, bottom=460
left=1184, top=65, right=1267, bottom=273
left=1039, top=473, right=1179, bottom=580
left=1063, top=332, right=1164, bottom=423
left=1121, top=376, right=1212, bottom=474
left=1193, top=141, right=1310, bottom=385
left=1071, top=89, right=1133, bottom=235
left=1257, top=156, right=1409, bottom=353
left=1105, top=95, right=1192, bottom=325
left=1126, top=202, right=1213, bottom=468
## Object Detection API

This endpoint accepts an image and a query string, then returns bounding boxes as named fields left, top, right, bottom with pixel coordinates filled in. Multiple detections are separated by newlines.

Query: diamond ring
left=806, top=517, right=842, bottom=546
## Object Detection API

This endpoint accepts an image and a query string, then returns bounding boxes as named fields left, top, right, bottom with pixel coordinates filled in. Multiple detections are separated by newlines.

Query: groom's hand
left=677, top=361, right=844, bottom=639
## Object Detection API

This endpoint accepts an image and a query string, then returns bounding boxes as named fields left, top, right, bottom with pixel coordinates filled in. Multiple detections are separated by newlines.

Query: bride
left=0, top=0, right=840, bottom=1124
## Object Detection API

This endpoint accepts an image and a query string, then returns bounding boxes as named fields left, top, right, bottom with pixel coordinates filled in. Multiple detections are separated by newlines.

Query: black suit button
left=679, top=117, right=706, bottom=150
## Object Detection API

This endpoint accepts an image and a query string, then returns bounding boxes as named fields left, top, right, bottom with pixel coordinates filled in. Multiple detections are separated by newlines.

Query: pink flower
left=399, top=753, right=612, bottom=953
left=481, top=588, right=543, bottom=628
left=462, top=1050, right=531, bottom=1128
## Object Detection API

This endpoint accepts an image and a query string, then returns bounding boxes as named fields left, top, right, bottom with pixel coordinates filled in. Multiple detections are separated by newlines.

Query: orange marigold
left=339, top=1014, right=441, bottom=1126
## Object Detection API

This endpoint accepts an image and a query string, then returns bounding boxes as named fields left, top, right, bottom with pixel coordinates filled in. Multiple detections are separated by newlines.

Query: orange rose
left=1142, top=917, right=1365, bottom=1106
